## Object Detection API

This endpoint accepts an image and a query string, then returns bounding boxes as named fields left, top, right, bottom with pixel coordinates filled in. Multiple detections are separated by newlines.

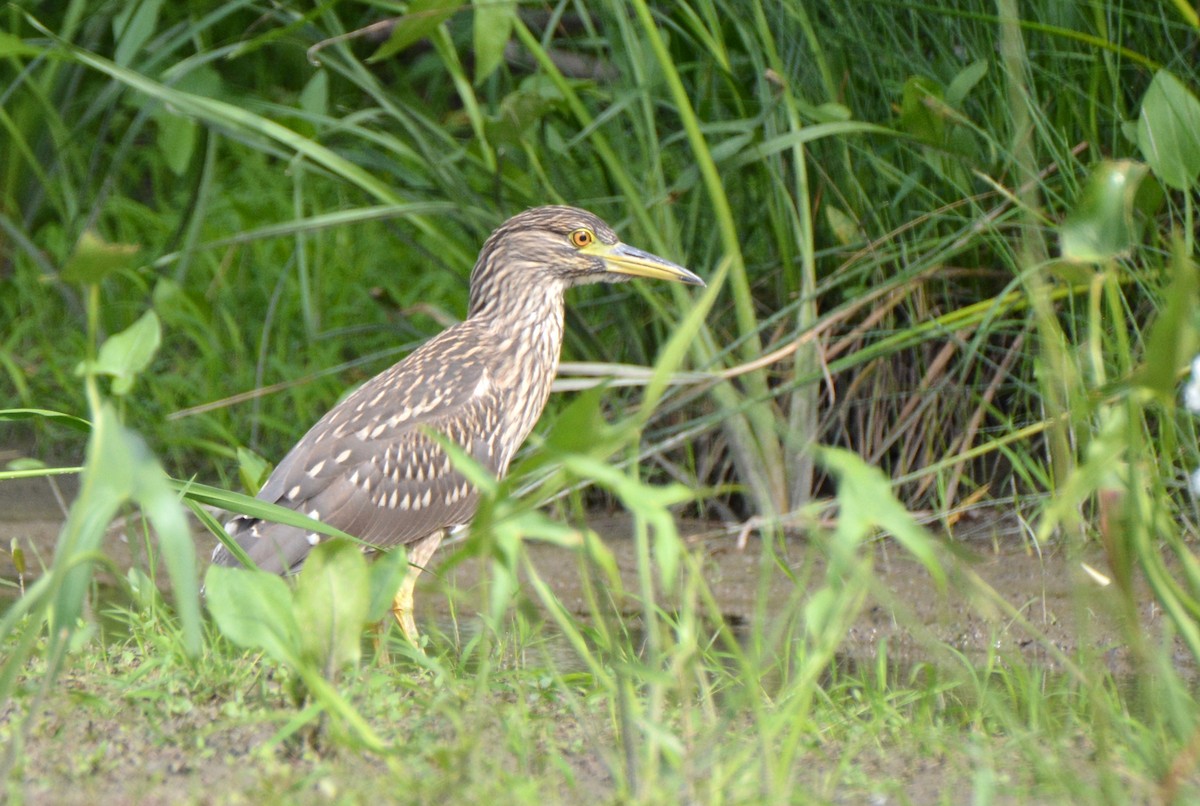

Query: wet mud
left=2, top=473, right=1191, bottom=804
left=1, top=474, right=1177, bottom=676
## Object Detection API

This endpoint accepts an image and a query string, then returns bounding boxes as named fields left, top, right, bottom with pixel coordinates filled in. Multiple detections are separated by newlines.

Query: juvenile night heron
left=211, top=205, right=703, bottom=643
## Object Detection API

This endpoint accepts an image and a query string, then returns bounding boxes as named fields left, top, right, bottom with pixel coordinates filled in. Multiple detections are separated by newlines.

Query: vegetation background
left=2, top=0, right=1200, bottom=802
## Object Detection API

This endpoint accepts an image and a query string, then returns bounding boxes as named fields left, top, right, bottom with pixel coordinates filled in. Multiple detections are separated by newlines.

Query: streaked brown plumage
left=211, top=205, right=703, bottom=642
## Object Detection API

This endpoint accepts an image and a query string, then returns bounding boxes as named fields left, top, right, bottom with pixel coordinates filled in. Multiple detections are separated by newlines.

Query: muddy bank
left=2, top=474, right=1190, bottom=805
left=418, top=513, right=1171, bottom=675
left=1, top=474, right=1177, bottom=676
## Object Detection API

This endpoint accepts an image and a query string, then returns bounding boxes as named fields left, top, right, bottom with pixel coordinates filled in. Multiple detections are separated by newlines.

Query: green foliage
left=234, top=446, right=270, bottom=496
left=3, top=0, right=1200, bottom=800
left=80, top=310, right=162, bottom=396
left=818, top=447, right=945, bottom=590
left=1137, top=239, right=1199, bottom=400
left=203, top=538, right=408, bottom=749
left=59, top=230, right=142, bottom=285
left=472, top=1, right=516, bottom=83
left=370, top=0, right=465, bottom=63
left=204, top=565, right=298, bottom=668
left=204, top=537, right=407, bottom=676
left=294, top=541, right=370, bottom=672
left=1137, top=70, right=1200, bottom=191
left=1059, top=160, right=1150, bottom=265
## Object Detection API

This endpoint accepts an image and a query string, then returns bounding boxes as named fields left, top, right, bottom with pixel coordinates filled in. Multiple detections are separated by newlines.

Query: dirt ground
left=422, top=516, right=1159, bottom=675
left=0, top=473, right=1164, bottom=672
left=0, top=472, right=1186, bottom=803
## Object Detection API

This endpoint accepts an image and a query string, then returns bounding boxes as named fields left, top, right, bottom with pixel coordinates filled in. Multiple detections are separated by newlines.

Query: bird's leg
left=391, top=530, right=445, bottom=646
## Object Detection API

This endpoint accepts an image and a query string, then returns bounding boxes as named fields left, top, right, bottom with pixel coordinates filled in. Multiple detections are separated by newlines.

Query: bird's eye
left=569, top=228, right=595, bottom=248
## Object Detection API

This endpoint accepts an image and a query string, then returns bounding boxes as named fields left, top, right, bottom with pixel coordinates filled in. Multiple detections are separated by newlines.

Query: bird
left=210, top=205, right=704, bottom=644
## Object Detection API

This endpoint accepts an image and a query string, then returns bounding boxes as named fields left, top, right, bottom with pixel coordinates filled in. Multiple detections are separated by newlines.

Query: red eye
left=569, top=229, right=594, bottom=248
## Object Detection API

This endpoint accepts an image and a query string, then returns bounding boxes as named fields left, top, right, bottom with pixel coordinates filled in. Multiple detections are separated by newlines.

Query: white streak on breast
left=473, top=369, right=491, bottom=398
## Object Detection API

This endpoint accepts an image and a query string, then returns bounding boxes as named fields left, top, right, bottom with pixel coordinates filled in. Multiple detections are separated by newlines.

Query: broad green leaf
left=82, top=310, right=162, bottom=395
left=810, top=102, right=852, bottom=123
left=1136, top=236, right=1199, bottom=397
left=543, top=384, right=620, bottom=454
left=155, top=111, right=196, bottom=176
left=0, top=31, right=43, bottom=58
left=149, top=65, right=220, bottom=175
left=60, top=230, right=141, bottom=284
left=817, top=446, right=945, bottom=589
left=505, top=510, right=583, bottom=548
left=112, top=0, right=163, bottom=67
left=367, top=545, right=410, bottom=622
left=582, top=530, right=622, bottom=590
left=295, top=539, right=371, bottom=674
left=474, top=0, right=515, bottom=84
left=370, top=0, right=464, bottom=62
left=205, top=565, right=301, bottom=667
left=50, top=404, right=132, bottom=634
left=0, top=408, right=92, bottom=432
left=236, top=446, right=271, bottom=496
left=1137, top=70, right=1200, bottom=191
left=299, top=71, right=328, bottom=116
left=1059, top=160, right=1148, bottom=264
left=804, top=587, right=837, bottom=639
left=494, top=75, right=567, bottom=136
left=131, top=442, right=202, bottom=654
left=50, top=403, right=200, bottom=655
left=558, top=452, right=693, bottom=589
left=652, top=521, right=682, bottom=593
left=898, top=75, right=945, bottom=144
left=126, top=567, right=160, bottom=610
left=1037, top=408, right=1128, bottom=543
left=946, top=59, right=988, bottom=107
left=488, top=546, right=520, bottom=628
left=825, top=205, right=860, bottom=247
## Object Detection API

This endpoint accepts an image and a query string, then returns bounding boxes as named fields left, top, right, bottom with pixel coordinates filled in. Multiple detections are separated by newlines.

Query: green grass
left=3, top=582, right=1190, bottom=802
left=3, top=0, right=1200, bottom=801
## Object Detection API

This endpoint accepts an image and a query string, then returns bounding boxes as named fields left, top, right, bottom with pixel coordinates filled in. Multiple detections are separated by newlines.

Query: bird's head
left=468, top=206, right=703, bottom=317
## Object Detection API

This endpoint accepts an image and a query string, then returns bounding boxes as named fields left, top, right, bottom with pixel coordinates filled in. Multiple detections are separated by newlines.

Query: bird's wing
left=213, top=328, right=505, bottom=574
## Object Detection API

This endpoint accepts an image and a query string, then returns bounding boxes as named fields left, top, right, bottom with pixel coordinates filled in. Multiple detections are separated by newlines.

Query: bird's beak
left=591, top=242, right=705, bottom=286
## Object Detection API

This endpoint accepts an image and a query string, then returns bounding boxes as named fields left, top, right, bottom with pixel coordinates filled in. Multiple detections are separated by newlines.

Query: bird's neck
left=471, top=281, right=567, bottom=467
left=472, top=280, right=567, bottom=376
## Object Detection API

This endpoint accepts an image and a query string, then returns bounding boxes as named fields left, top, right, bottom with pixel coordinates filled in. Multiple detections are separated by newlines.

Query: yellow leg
left=390, top=531, right=444, bottom=645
